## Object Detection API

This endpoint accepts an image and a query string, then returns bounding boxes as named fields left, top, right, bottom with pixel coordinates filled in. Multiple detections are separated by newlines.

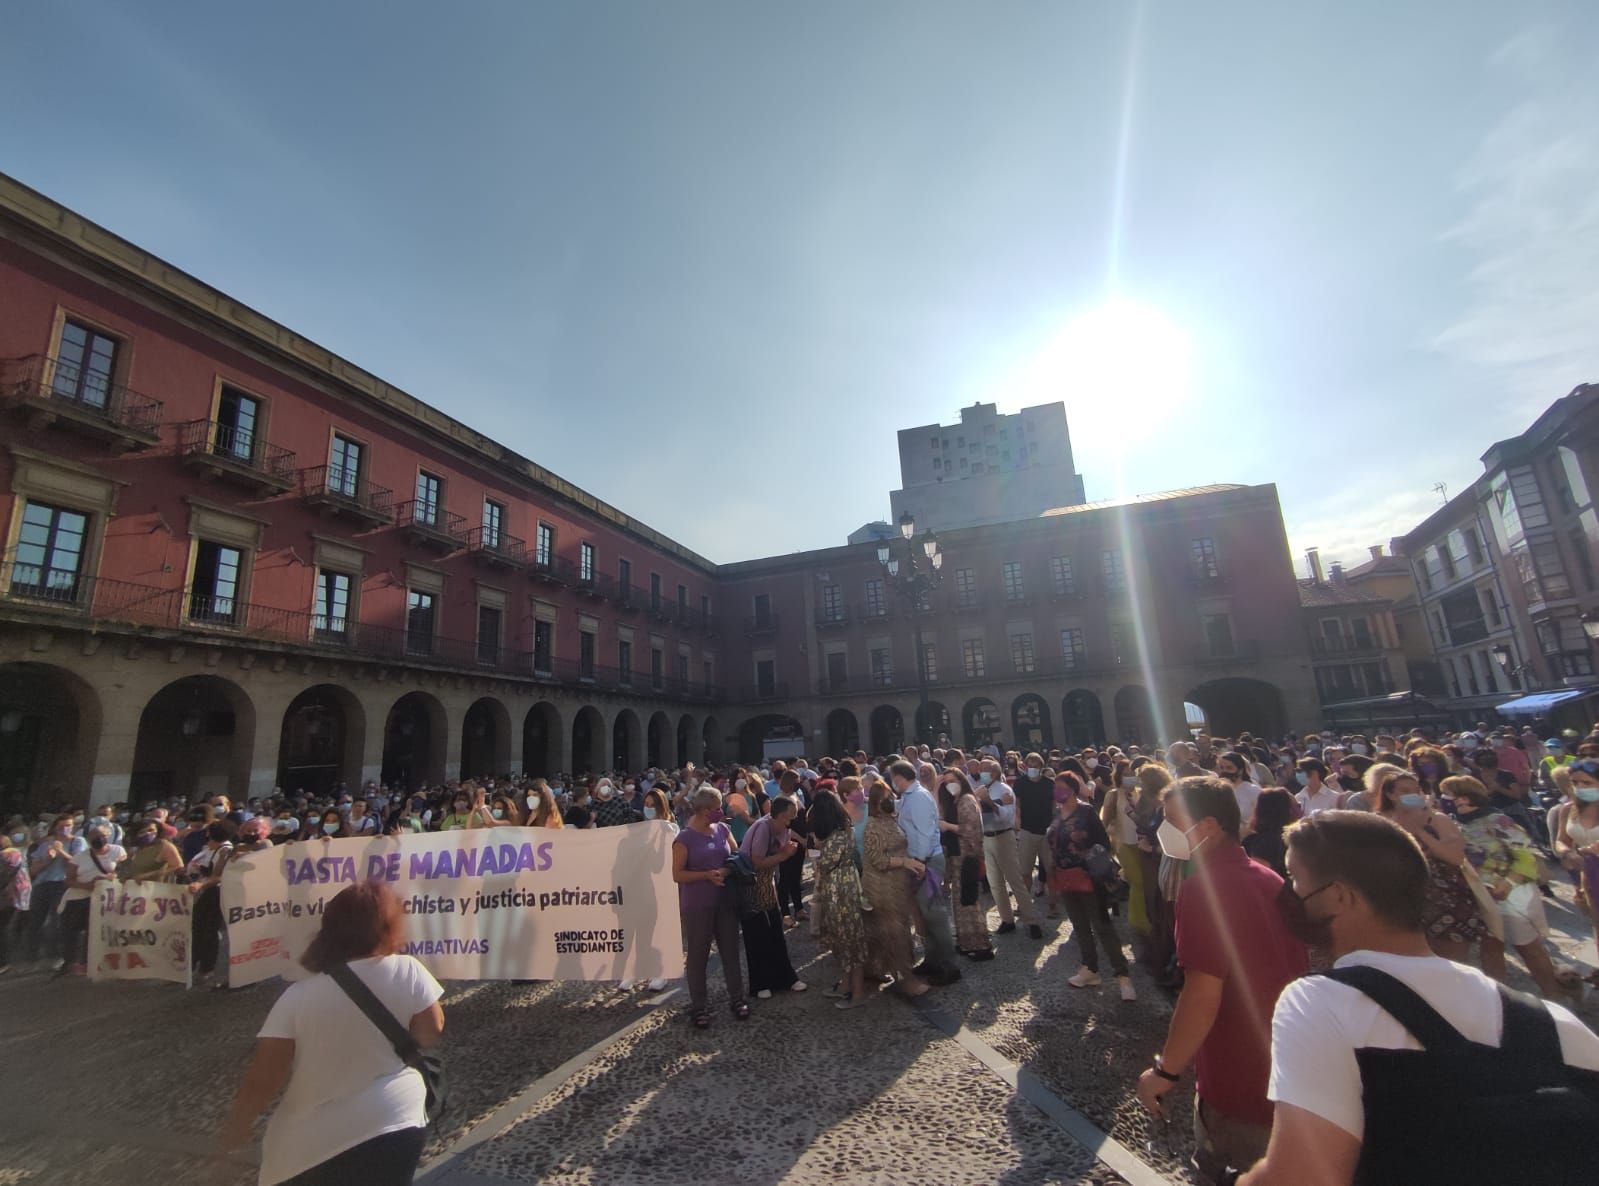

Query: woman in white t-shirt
left=218, top=880, right=445, bottom=1185
left=58, top=824, right=126, bottom=975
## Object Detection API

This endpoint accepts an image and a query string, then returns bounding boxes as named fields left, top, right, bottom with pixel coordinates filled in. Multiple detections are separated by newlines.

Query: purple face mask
left=705, top=809, right=725, bottom=825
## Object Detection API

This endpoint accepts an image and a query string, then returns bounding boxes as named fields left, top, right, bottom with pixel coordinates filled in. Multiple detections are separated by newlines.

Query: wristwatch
left=1151, top=1054, right=1181, bottom=1082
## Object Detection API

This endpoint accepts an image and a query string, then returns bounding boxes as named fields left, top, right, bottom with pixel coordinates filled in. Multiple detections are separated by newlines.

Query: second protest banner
left=220, top=822, right=684, bottom=986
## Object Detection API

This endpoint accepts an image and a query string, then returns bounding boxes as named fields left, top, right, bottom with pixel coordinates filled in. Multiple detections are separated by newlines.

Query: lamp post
left=1491, top=643, right=1531, bottom=691
left=878, top=511, right=943, bottom=746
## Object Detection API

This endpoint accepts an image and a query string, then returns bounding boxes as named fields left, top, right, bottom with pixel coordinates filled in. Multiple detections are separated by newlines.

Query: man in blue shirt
left=890, top=760, right=960, bottom=984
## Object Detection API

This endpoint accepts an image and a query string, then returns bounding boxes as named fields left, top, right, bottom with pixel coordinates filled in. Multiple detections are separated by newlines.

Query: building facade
left=1399, top=387, right=1599, bottom=729
left=718, top=484, right=1319, bottom=760
left=0, top=175, right=1319, bottom=813
left=888, top=402, right=1087, bottom=535
left=1298, top=548, right=1411, bottom=707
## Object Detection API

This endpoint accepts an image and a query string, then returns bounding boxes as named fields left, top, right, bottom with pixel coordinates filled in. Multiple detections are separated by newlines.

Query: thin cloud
left=1431, top=23, right=1599, bottom=405
left=1287, top=486, right=1451, bottom=579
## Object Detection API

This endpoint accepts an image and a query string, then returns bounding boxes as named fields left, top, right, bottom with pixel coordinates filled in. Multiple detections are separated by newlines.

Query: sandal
left=691, top=1010, right=711, bottom=1029
left=732, top=1001, right=751, bottom=1020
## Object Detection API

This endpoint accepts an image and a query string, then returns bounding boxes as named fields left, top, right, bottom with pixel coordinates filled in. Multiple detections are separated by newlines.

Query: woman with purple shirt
left=672, top=787, right=749, bottom=1029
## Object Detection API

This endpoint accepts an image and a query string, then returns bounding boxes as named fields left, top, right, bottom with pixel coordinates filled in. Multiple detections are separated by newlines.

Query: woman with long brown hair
left=1371, top=764, right=1486, bottom=962
left=523, top=778, right=564, bottom=828
left=219, top=881, right=445, bottom=1184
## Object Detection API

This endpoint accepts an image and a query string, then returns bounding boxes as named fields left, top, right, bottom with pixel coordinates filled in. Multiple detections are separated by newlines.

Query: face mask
left=454, top=803, right=468, bottom=813
left=704, top=809, right=724, bottom=825
left=1279, top=880, right=1334, bottom=948
left=596, top=787, right=614, bottom=801
left=735, top=779, right=747, bottom=790
left=1121, top=777, right=1136, bottom=789
left=979, top=772, right=992, bottom=785
left=89, top=834, right=107, bottom=850
left=1026, top=767, right=1041, bottom=779
left=1352, top=745, right=1369, bottom=756
left=1575, top=788, right=1599, bottom=804
left=322, top=821, right=340, bottom=835
left=1398, top=793, right=1426, bottom=809
left=1295, top=771, right=1309, bottom=787
left=10, top=832, right=28, bottom=845
left=492, top=809, right=505, bottom=820
left=1086, top=759, right=1099, bottom=770
left=644, top=806, right=659, bottom=820
left=133, top=833, right=157, bottom=848
left=526, top=794, right=541, bottom=810
left=624, top=784, right=636, bottom=793
left=1157, top=818, right=1197, bottom=861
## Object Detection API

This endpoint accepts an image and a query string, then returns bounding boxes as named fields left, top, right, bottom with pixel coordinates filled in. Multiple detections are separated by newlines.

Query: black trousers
left=192, top=883, right=223, bottom=975
left=0, top=906, right=15, bottom=967
left=740, top=906, right=799, bottom=992
left=777, top=847, right=805, bottom=917
left=284, top=1126, right=427, bottom=1185
left=59, top=898, right=90, bottom=967
left=1063, top=886, right=1130, bottom=977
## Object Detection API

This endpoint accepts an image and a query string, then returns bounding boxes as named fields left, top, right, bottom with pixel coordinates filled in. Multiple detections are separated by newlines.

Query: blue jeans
left=27, top=880, right=67, bottom=963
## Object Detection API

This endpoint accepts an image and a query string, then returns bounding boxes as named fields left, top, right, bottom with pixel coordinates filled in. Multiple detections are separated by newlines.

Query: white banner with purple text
left=89, top=881, right=193, bottom=985
left=219, top=823, right=684, bottom=986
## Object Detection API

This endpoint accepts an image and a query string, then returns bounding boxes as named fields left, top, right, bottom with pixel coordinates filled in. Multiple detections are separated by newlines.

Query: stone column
left=87, top=719, right=139, bottom=811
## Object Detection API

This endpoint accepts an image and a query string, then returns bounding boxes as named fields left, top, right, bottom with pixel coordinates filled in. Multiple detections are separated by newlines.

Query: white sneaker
left=1067, top=968, right=1102, bottom=989
left=1117, top=976, right=1136, bottom=1002
left=757, top=989, right=773, bottom=1000
left=647, top=978, right=667, bottom=992
left=790, top=980, right=808, bottom=993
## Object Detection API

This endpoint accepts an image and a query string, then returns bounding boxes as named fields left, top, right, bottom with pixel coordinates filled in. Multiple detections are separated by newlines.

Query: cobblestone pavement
left=3, top=880, right=1595, bottom=1186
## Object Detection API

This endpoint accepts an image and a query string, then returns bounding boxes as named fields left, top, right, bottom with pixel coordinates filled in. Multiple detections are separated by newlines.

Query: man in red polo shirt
left=1136, top=775, right=1308, bottom=1184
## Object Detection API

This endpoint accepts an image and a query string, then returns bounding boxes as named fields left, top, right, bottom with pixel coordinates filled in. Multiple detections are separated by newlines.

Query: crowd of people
left=9, top=721, right=1599, bottom=1184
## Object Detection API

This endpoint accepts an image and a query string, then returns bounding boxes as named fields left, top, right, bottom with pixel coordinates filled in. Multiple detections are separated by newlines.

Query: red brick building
left=0, top=175, right=1316, bottom=811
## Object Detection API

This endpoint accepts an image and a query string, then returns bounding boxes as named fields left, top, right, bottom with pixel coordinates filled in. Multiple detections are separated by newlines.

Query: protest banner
left=221, top=823, right=684, bottom=986
left=88, top=881, right=193, bottom=985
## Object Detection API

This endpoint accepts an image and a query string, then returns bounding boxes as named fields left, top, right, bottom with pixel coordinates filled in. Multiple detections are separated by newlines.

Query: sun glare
left=994, top=298, right=1193, bottom=475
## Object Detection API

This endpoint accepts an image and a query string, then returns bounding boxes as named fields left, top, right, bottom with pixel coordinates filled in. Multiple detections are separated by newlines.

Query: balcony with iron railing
left=0, top=556, right=725, bottom=702
left=300, top=465, right=394, bottom=527
left=531, top=554, right=575, bottom=585
left=856, top=600, right=892, bottom=623
left=814, top=606, right=851, bottom=629
left=614, top=583, right=640, bottom=613
left=467, top=526, right=527, bottom=570
left=744, top=612, right=780, bottom=637
left=648, top=598, right=676, bottom=625
left=395, top=500, right=468, bottom=552
left=1309, top=636, right=1386, bottom=660
left=737, top=681, right=791, bottom=702
left=177, top=419, right=297, bottom=493
left=575, top=570, right=612, bottom=602
left=1, top=354, right=163, bottom=449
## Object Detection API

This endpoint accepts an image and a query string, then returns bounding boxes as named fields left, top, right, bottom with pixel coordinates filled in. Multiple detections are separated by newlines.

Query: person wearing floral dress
left=861, top=784, right=929, bottom=998
left=810, top=790, right=871, bottom=1009
left=940, top=769, right=994, bottom=960
left=1, top=827, right=32, bottom=973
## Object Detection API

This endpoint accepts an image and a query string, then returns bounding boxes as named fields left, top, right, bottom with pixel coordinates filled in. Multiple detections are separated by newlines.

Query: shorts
left=1498, top=885, right=1549, bottom=948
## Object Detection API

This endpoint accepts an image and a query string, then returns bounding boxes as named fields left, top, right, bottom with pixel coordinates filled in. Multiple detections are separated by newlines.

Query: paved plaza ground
left=4, top=884, right=1596, bottom=1186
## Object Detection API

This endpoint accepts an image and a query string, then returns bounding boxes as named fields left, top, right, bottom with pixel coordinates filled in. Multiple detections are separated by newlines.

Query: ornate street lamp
left=1582, top=611, right=1599, bottom=642
left=880, top=511, right=943, bottom=745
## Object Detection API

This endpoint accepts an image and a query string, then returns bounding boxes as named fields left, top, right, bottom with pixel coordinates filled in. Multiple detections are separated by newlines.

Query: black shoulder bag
left=329, top=962, right=448, bottom=1127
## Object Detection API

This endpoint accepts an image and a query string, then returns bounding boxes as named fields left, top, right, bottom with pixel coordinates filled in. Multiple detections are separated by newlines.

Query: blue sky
left=5, top=1, right=1597, bottom=571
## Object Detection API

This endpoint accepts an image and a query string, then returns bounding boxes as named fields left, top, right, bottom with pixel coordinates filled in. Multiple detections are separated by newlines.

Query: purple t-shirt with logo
left=675, top=822, right=733, bottom=911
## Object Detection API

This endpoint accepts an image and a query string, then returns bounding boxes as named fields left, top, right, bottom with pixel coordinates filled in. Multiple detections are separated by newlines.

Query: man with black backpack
left=1241, top=811, right=1599, bottom=1186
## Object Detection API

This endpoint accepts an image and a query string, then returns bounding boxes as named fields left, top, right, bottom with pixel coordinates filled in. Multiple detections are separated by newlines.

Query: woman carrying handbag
left=1047, top=772, right=1135, bottom=1001
left=219, top=881, right=446, bottom=1185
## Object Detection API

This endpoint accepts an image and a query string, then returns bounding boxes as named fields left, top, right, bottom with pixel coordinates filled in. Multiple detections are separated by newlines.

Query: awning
left=1494, top=687, right=1599, bottom=717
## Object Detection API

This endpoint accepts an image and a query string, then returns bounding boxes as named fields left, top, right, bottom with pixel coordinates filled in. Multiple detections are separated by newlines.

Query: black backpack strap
left=328, top=962, right=422, bottom=1068
left=1320, top=966, right=1470, bottom=1052
left=1496, top=983, right=1565, bottom=1072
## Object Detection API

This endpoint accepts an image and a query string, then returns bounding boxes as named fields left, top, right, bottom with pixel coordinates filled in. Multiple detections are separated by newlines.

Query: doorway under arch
left=0, top=662, right=101, bottom=814
left=572, top=706, right=606, bottom=774
left=382, top=691, right=447, bottom=789
left=825, top=708, right=860, bottom=757
left=613, top=708, right=643, bottom=772
left=869, top=705, right=905, bottom=756
left=1185, top=678, right=1287, bottom=739
left=522, top=701, right=563, bottom=777
left=131, top=675, right=255, bottom=803
left=1010, top=693, right=1053, bottom=752
left=278, top=684, right=364, bottom=796
left=1061, top=690, right=1105, bottom=749
left=1112, top=685, right=1155, bottom=746
left=962, top=698, right=1001, bottom=750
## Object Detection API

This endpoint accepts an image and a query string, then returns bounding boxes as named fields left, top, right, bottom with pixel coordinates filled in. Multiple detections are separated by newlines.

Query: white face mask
left=1121, top=777, right=1136, bottom=789
left=1295, top=771, right=1309, bottom=787
left=624, top=783, right=636, bottom=793
left=1086, top=758, right=1099, bottom=770
left=1351, top=745, right=1369, bottom=756
left=1026, top=767, right=1041, bottom=779
left=644, top=806, right=659, bottom=820
left=978, top=772, right=992, bottom=785
left=526, top=794, right=540, bottom=810
left=735, top=779, right=747, bottom=790
left=1157, top=818, right=1198, bottom=861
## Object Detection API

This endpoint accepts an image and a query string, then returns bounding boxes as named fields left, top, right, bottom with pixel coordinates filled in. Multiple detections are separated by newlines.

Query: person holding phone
left=737, top=793, right=807, bottom=999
